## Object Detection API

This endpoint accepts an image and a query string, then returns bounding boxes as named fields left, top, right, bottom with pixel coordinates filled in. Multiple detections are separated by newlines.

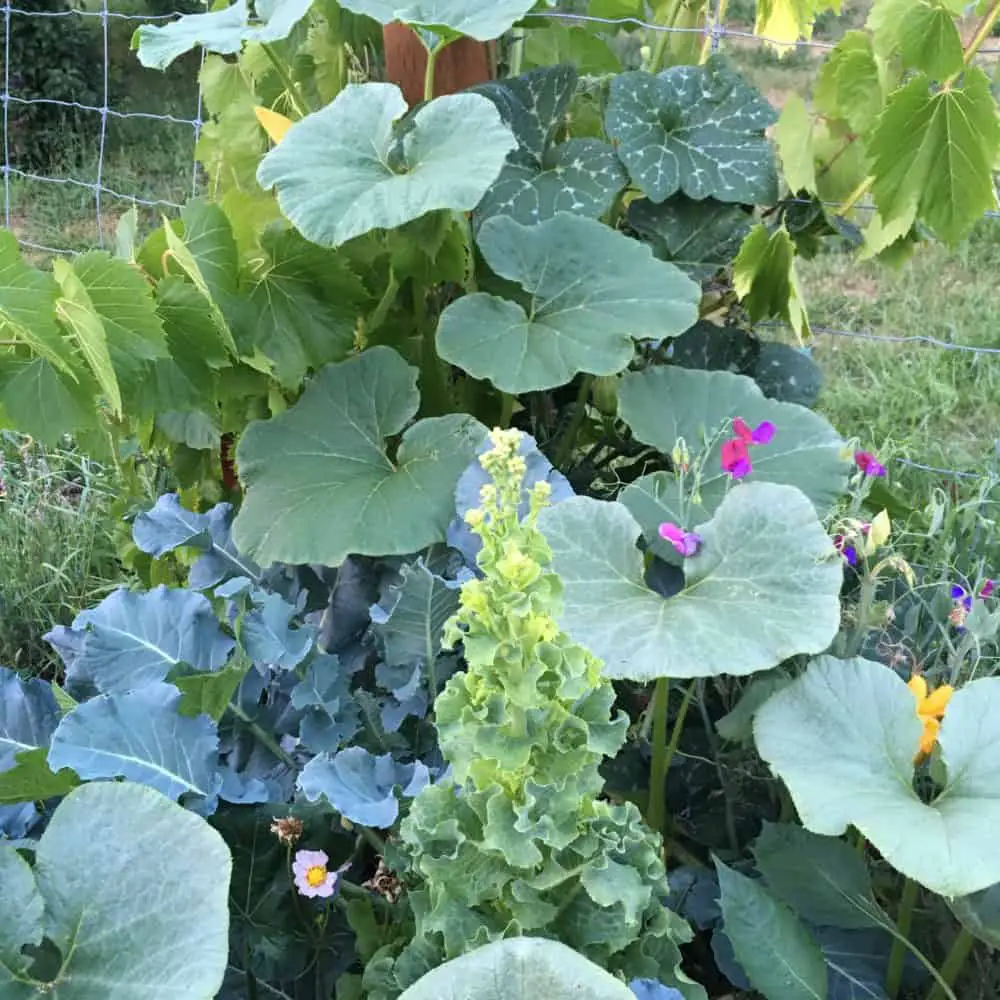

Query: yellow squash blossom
left=907, top=675, right=953, bottom=759
left=254, top=106, right=294, bottom=145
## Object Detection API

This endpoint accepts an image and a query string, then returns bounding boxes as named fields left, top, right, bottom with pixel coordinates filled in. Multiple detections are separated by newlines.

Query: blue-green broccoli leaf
left=298, top=746, right=431, bottom=827
left=241, top=592, right=316, bottom=670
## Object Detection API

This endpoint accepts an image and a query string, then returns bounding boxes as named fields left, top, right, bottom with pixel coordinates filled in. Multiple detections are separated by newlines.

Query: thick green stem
left=925, top=928, right=975, bottom=1000
left=424, top=40, right=451, bottom=102
left=553, top=375, right=594, bottom=468
left=847, top=574, right=877, bottom=656
left=508, top=30, right=525, bottom=77
left=647, top=678, right=697, bottom=836
left=261, top=42, right=311, bottom=119
left=416, top=283, right=450, bottom=416
left=886, top=878, right=919, bottom=998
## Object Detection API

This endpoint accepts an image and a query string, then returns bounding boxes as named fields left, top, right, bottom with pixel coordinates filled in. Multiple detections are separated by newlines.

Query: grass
left=0, top=435, right=127, bottom=676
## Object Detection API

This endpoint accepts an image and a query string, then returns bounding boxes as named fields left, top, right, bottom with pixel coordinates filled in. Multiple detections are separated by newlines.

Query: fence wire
left=0, top=3, right=997, bottom=481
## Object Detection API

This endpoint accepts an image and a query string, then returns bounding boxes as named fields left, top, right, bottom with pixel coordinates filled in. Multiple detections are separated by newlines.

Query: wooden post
left=382, top=23, right=494, bottom=106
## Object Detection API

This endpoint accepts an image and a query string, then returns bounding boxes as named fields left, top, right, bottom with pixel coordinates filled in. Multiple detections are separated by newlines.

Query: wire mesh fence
left=0, top=2, right=997, bottom=482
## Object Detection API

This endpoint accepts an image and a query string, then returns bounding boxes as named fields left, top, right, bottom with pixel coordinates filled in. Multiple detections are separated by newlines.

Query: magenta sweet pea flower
left=982, top=579, right=995, bottom=598
left=733, top=417, right=776, bottom=445
left=659, top=522, right=703, bottom=557
left=721, top=438, right=752, bottom=479
left=854, top=451, right=887, bottom=478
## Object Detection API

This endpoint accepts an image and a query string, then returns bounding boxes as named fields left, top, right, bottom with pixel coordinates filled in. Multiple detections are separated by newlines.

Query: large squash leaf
left=537, top=484, right=841, bottom=681
left=337, top=0, right=536, bottom=40
left=398, top=938, right=637, bottom=999
left=233, top=346, right=485, bottom=566
left=135, top=0, right=315, bottom=69
left=257, top=83, right=516, bottom=248
left=0, top=782, right=230, bottom=998
left=605, top=58, right=778, bottom=205
left=617, top=366, right=847, bottom=560
left=436, top=213, right=700, bottom=393
left=754, top=655, right=1000, bottom=897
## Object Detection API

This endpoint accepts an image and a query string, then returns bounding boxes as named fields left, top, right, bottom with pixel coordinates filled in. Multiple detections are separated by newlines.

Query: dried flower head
left=270, top=815, right=304, bottom=847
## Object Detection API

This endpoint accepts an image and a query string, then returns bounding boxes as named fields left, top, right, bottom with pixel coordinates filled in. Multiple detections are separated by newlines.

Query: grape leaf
left=537, top=485, right=842, bottom=681
left=257, top=83, right=516, bottom=248
left=52, top=259, right=122, bottom=417
left=135, top=0, right=316, bottom=69
left=605, top=57, right=778, bottom=205
left=233, top=346, right=486, bottom=566
left=775, top=96, right=817, bottom=195
left=813, top=31, right=888, bottom=135
left=627, top=195, right=751, bottom=281
left=868, top=69, right=1000, bottom=245
left=436, top=213, right=700, bottom=393
left=868, top=0, right=964, bottom=79
left=733, top=224, right=810, bottom=340
left=336, top=0, right=537, bottom=40
left=0, top=356, right=98, bottom=445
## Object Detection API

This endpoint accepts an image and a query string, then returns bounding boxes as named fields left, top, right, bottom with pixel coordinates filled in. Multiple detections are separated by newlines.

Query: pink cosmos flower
left=659, top=522, right=703, bottom=557
left=292, top=849, right=340, bottom=899
left=733, top=417, right=776, bottom=446
left=854, top=451, right=887, bottom=478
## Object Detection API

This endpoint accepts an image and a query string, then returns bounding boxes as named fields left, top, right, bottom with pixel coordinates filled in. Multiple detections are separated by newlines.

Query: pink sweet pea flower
left=659, top=522, right=703, bottom=557
left=854, top=451, right=887, bottom=478
left=981, top=579, right=995, bottom=599
left=292, top=849, right=341, bottom=899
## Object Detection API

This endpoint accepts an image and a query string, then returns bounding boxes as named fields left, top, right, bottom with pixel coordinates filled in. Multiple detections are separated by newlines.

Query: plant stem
left=508, top=30, right=525, bottom=77
left=925, top=928, right=975, bottom=1000
left=649, top=0, right=687, bottom=73
left=847, top=574, right=877, bottom=656
left=886, top=877, right=919, bottom=998
left=553, top=375, right=594, bottom=468
left=424, top=40, right=449, bottom=102
left=951, top=0, right=1000, bottom=79
left=840, top=174, right=874, bottom=216
left=363, top=269, right=400, bottom=344
left=415, top=282, right=450, bottom=416
left=647, top=677, right=697, bottom=836
left=498, top=392, right=516, bottom=427
left=699, top=0, right=727, bottom=63
left=261, top=42, right=310, bottom=119
left=229, top=701, right=298, bottom=769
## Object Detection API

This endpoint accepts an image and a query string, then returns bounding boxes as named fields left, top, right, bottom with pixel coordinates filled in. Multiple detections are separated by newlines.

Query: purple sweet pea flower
left=659, top=522, right=703, bottom=557
left=833, top=534, right=858, bottom=567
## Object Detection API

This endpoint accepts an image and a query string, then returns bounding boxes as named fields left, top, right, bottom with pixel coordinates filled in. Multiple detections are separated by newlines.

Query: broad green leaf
left=49, top=585, right=234, bottom=695
left=716, top=673, right=792, bottom=743
left=754, top=655, right=1000, bottom=897
left=336, top=0, right=536, bottom=40
left=0, top=668, right=78, bottom=804
left=733, top=224, right=810, bottom=340
left=605, top=58, right=778, bottom=205
left=0, top=230, right=76, bottom=377
left=14, top=782, right=230, bottom=997
left=175, top=663, right=249, bottom=721
left=48, top=682, right=221, bottom=806
left=949, top=883, right=1000, bottom=948
left=115, top=205, right=139, bottom=261
left=868, top=69, right=1000, bottom=244
left=776, top=96, right=817, bottom=195
left=241, top=228, right=367, bottom=387
left=53, top=258, right=122, bottom=416
left=754, top=343, right=822, bottom=408
left=398, top=938, right=637, bottom=1000
left=537, top=484, right=842, bottom=681
left=754, top=823, right=884, bottom=930
left=814, top=31, right=888, bottom=135
left=0, top=748, right=79, bottom=805
left=135, top=0, right=315, bottom=69
left=0, top=846, right=41, bottom=984
left=523, top=24, right=621, bottom=74
left=233, top=346, right=486, bottom=566
left=163, top=202, right=240, bottom=356
left=627, top=195, right=752, bottom=281
left=715, top=859, right=828, bottom=1000
left=436, top=213, right=700, bottom=393
left=0, top=356, right=98, bottom=444
left=257, top=83, right=516, bottom=248
left=156, top=409, right=220, bottom=450
left=868, top=0, right=963, bottom=78
left=616, top=366, right=848, bottom=551
left=473, top=65, right=625, bottom=227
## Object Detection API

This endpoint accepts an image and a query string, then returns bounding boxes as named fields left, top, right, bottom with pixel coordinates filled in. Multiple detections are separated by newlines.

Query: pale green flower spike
left=392, top=428, right=699, bottom=998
